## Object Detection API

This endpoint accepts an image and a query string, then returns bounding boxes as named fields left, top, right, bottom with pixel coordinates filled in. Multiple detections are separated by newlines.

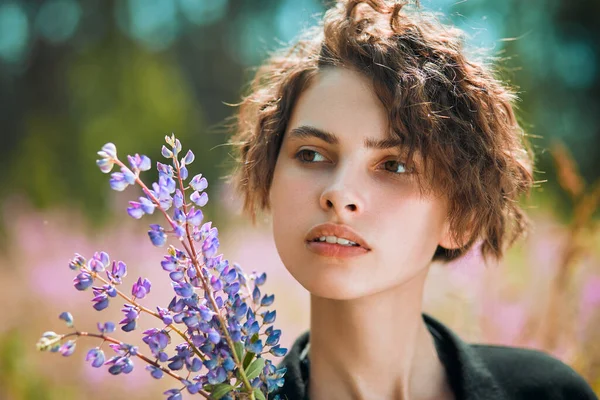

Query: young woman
left=228, top=1, right=598, bottom=399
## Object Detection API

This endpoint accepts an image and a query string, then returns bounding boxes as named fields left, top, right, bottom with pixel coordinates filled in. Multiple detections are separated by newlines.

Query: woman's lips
left=305, top=240, right=369, bottom=258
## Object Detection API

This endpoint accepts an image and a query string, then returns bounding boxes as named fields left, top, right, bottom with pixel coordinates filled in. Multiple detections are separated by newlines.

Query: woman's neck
left=307, top=268, right=454, bottom=400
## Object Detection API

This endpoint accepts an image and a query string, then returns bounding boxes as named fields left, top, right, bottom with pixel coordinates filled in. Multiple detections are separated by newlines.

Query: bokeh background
left=0, top=0, right=599, bottom=398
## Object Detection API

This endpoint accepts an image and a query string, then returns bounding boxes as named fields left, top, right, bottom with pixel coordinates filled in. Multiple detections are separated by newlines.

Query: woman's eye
left=382, top=159, right=407, bottom=174
left=295, top=149, right=326, bottom=163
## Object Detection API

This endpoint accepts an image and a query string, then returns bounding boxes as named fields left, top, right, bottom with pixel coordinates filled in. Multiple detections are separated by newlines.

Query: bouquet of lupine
left=36, top=135, right=287, bottom=400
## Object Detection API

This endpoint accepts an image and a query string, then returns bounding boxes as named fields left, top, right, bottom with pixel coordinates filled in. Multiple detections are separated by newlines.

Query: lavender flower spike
left=39, top=135, right=289, bottom=400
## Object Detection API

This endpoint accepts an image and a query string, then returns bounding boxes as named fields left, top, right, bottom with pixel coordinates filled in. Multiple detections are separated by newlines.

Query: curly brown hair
left=227, top=0, right=534, bottom=262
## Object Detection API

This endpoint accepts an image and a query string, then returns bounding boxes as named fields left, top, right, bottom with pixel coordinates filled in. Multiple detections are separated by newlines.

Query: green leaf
left=209, top=383, right=235, bottom=399
left=245, top=357, right=266, bottom=381
left=243, top=350, right=255, bottom=370
left=234, top=341, right=244, bottom=363
left=253, top=388, right=266, bottom=400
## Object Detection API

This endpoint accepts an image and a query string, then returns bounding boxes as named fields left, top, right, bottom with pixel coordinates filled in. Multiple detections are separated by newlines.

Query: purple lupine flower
left=161, top=145, right=173, bottom=158
left=207, top=366, right=227, bottom=384
left=252, top=285, right=261, bottom=305
left=222, top=357, right=236, bottom=372
left=106, top=260, right=127, bottom=285
left=142, top=328, right=170, bottom=358
left=132, top=277, right=151, bottom=299
left=187, top=207, right=203, bottom=226
left=151, top=180, right=173, bottom=210
left=119, top=304, right=139, bottom=332
left=146, top=365, right=164, bottom=379
left=221, top=267, right=237, bottom=283
left=58, top=312, right=74, bottom=328
left=164, top=389, right=182, bottom=400
left=109, top=172, right=129, bottom=191
left=127, top=153, right=151, bottom=171
left=172, top=224, right=185, bottom=238
left=160, top=255, right=177, bottom=272
left=207, top=329, right=220, bottom=344
left=189, top=357, right=202, bottom=372
left=156, top=306, right=173, bottom=325
left=109, top=342, right=138, bottom=357
left=179, top=166, right=188, bottom=180
left=190, top=191, right=208, bottom=207
left=246, top=321, right=260, bottom=337
left=173, top=189, right=184, bottom=209
left=121, top=167, right=136, bottom=185
left=262, top=310, right=276, bottom=324
left=157, top=162, right=173, bottom=178
left=106, top=356, right=134, bottom=375
left=210, top=275, right=222, bottom=291
left=68, top=253, right=86, bottom=270
left=98, top=142, right=117, bottom=159
left=59, top=340, right=76, bottom=356
left=127, top=201, right=144, bottom=219
left=73, top=272, right=93, bottom=291
left=169, top=270, right=185, bottom=282
left=96, top=143, right=116, bottom=173
left=104, top=284, right=117, bottom=297
left=167, top=351, right=186, bottom=371
left=203, top=356, right=218, bottom=371
left=148, top=224, right=167, bottom=247
left=173, top=208, right=185, bottom=224
left=172, top=282, right=194, bottom=298
left=269, top=345, right=287, bottom=357
left=97, top=321, right=115, bottom=334
left=96, top=158, right=114, bottom=173
left=224, top=282, right=241, bottom=297
left=182, top=312, right=200, bottom=329
left=41, top=136, right=290, bottom=400
left=182, top=150, right=194, bottom=166
left=173, top=138, right=182, bottom=155
left=202, top=236, right=219, bottom=259
left=266, top=374, right=286, bottom=392
left=86, top=347, right=105, bottom=368
left=91, top=292, right=109, bottom=311
left=168, top=296, right=185, bottom=313
left=255, top=272, right=267, bottom=286
left=190, top=174, right=208, bottom=191
left=265, top=327, right=281, bottom=346
left=139, top=196, right=155, bottom=214
left=89, top=251, right=109, bottom=273
left=159, top=175, right=176, bottom=194
left=261, top=293, right=275, bottom=307
left=198, top=304, right=215, bottom=321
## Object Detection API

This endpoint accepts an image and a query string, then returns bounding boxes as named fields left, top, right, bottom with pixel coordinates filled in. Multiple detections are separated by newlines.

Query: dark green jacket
left=271, top=314, right=598, bottom=400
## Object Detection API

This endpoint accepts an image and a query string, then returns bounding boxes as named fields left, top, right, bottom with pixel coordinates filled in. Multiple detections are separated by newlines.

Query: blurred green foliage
left=0, top=0, right=598, bottom=226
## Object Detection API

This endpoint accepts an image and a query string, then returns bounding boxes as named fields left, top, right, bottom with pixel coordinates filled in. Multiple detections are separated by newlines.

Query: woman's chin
left=287, top=265, right=376, bottom=300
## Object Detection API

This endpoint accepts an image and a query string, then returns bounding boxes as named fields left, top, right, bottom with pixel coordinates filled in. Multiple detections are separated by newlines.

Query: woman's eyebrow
left=288, top=125, right=404, bottom=150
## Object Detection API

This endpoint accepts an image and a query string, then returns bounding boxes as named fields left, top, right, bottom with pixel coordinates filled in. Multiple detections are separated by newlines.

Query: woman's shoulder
left=424, top=313, right=597, bottom=400
left=470, top=343, right=598, bottom=399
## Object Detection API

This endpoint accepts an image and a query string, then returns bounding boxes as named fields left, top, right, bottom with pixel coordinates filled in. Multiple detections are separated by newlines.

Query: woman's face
left=269, top=67, right=454, bottom=300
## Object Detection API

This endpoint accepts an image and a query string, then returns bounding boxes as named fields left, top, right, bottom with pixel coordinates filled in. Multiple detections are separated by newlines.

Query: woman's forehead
left=287, top=68, right=389, bottom=137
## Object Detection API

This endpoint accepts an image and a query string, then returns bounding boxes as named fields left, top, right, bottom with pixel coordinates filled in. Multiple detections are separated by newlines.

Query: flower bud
left=58, top=312, right=74, bottom=328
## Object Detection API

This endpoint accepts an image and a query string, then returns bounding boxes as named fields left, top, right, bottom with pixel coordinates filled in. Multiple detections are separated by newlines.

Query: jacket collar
left=274, top=313, right=509, bottom=400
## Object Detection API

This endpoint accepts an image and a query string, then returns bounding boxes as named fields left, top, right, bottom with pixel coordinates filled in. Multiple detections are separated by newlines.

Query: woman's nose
left=319, top=165, right=364, bottom=216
